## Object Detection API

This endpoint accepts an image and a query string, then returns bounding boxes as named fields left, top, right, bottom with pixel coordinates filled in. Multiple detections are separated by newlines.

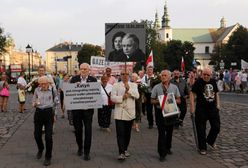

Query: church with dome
left=154, top=1, right=240, bottom=69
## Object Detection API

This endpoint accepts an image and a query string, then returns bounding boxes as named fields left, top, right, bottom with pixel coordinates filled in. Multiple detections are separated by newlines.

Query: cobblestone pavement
left=0, top=85, right=247, bottom=167
left=174, top=102, right=248, bottom=168
left=0, top=87, right=33, bottom=149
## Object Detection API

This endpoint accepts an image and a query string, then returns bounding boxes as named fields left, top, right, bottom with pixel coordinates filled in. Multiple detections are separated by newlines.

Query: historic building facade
left=155, top=1, right=240, bottom=69
left=46, top=42, right=82, bottom=74
left=0, top=39, right=42, bottom=73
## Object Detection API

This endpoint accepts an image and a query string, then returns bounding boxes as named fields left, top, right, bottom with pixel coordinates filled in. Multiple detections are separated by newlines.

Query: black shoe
left=77, top=149, right=82, bottom=156
left=36, top=151, right=43, bottom=159
left=159, top=156, right=166, bottom=162
left=84, top=154, right=91, bottom=161
left=167, top=149, right=173, bottom=155
left=43, top=158, right=51, bottom=166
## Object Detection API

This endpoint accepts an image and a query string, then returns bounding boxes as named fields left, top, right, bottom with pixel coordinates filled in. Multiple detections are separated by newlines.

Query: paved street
left=0, top=85, right=247, bottom=168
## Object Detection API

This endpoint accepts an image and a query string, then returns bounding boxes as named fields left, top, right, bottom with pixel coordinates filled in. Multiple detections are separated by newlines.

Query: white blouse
left=100, top=83, right=113, bottom=106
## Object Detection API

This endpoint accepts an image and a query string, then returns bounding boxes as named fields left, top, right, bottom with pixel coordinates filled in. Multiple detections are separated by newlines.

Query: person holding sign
left=70, top=63, right=97, bottom=161
left=111, top=70, right=139, bottom=160
left=151, top=70, right=181, bottom=162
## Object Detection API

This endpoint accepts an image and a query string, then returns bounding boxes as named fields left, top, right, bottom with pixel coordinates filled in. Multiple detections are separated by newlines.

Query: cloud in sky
left=0, top=0, right=247, bottom=55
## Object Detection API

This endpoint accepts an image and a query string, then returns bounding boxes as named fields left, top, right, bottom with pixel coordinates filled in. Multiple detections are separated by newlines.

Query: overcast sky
left=0, top=0, right=247, bottom=56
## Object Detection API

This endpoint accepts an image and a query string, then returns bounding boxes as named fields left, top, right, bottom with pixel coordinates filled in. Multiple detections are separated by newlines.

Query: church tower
left=220, top=17, right=227, bottom=28
left=158, top=0, right=172, bottom=42
left=161, top=0, right=170, bottom=28
left=154, top=10, right=161, bottom=30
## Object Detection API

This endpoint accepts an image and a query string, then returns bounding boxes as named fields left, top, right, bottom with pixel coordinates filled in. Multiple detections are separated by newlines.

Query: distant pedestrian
left=190, top=67, right=221, bottom=155
left=171, top=69, right=189, bottom=128
left=131, top=72, right=142, bottom=132
left=105, top=67, right=116, bottom=85
left=141, top=65, right=155, bottom=129
left=32, top=76, right=58, bottom=166
left=0, top=73, right=10, bottom=112
left=240, top=70, right=247, bottom=93
left=111, top=69, right=139, bottom=160
left=58, top=73, right=70, bottom=118
left=17, top=72, right=27, bottom=113
left=98, top=74, right=113, bottom=132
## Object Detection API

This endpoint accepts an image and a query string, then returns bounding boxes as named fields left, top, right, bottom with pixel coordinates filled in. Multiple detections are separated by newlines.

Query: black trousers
left=178, top=97, right=187, bottom=121
left=155, top=107, right=174, bottom=157
left=115, top=120, right=133, bottom=155
left=98, top=105, right=112, bottom=128
left=145, top=93, right=154, bottom=126
left=60, top=91, right=64, bottom=109
left=195, top=108, right=220, bottom=150
left=72, top=110, right=94, bottom=155
left=34, top=108, right=54, bottom=159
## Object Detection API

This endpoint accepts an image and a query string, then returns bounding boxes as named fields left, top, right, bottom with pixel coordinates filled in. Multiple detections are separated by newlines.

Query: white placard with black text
left=63, top=82, right=102, bottom=110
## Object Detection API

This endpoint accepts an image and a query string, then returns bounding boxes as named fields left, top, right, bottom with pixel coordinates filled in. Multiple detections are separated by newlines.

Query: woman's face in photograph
left=122, top=38, right=135, bottom=56
left=114, top=36, right=122, bottom=50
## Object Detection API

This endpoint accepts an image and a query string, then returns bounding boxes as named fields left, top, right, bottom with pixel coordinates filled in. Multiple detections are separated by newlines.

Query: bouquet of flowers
left=138, top=83, right=149, bottom=94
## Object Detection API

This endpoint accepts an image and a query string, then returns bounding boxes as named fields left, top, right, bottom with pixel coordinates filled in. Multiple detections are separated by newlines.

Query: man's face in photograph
left=122, top=37, right=136, bottom=56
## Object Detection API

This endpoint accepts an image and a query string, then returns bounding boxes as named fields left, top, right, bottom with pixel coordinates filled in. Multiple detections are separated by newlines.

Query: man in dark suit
left=70, top=63, right=97, bottom=161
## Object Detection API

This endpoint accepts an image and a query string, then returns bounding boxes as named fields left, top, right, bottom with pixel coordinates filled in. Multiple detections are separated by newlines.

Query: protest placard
left=63, top=82, right=102, bottom=110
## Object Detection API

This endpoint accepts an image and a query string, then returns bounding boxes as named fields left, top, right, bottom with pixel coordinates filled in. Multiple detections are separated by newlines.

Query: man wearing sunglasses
left=190, top=67, right=221, bottom=155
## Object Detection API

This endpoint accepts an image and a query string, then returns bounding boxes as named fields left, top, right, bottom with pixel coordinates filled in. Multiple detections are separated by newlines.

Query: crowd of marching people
left=215, top=68, right=248, bottom=93
left=1, top=63, right=247, bottom=166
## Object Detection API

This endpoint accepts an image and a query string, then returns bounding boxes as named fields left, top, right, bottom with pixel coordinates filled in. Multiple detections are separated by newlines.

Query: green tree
left=0, top=26, right=7, bottom=55
left=77, top=44, right=103, bottom=65
left=152, top=41, right=168, bottom=72
left=224, top=25, right=248, bottom=69
left=211, top=25, right=248, bottom=69
left=164, top=40, right=194, bottom=71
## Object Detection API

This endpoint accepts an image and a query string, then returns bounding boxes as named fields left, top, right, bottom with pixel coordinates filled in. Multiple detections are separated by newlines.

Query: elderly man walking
left=70, top=63, right=97, bottom=161
left=151, top=70, right=181, bottom=162
left=32, top=76, right=58, bottom=166
left=190, top=67, right=221, bottom=155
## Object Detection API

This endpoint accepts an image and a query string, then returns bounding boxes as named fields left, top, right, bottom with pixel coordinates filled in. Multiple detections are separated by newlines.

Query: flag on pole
left=241, top=59, right=248, bottom=70
left=146, top=50, right=154, bottom=67
left=181, top=56, right=185, bottom=73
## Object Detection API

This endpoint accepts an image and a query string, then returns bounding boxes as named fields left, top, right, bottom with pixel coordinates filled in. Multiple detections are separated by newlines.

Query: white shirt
left=100, top=83, right=113, bottom=106
left=240, top=73, right=247, bottom=82
left=17, top=76, right=27, bottom=87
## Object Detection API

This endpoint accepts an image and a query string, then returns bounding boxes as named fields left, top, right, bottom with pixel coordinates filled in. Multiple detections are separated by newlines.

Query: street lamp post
left=31, top=49, right=34, bottom=71
left=54, top=53, right=58, bottom=74
left=26, top=44, right=32, bottom=82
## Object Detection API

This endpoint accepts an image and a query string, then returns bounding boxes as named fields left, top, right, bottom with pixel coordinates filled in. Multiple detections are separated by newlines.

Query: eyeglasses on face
left=121, top=73, right=129, bottom=75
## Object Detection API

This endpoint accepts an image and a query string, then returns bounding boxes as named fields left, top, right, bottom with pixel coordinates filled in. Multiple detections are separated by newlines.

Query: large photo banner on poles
left=63, top=82, right=102, bottom=110
left=105, top=23, right=145, bottom=62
